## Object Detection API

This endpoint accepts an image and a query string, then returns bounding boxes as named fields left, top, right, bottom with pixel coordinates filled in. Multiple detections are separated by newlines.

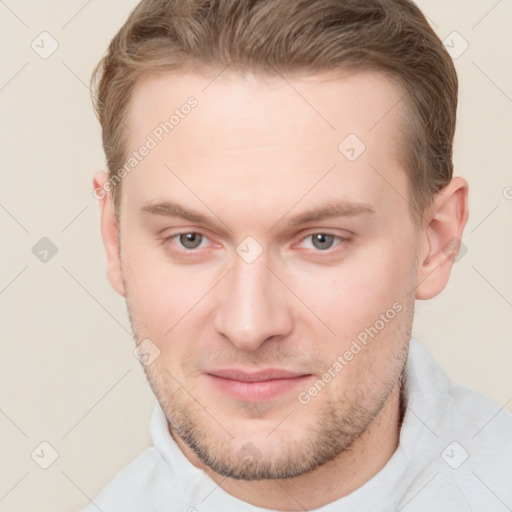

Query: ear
left=93, top=171, right=126, bottom=297
left=415, top=176, right=469, bottom=300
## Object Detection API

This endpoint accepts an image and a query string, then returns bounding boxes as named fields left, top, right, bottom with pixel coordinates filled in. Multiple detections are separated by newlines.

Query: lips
left=207, top=368, right=307, bottom=382
left=205, top=368, right=312, bottom=402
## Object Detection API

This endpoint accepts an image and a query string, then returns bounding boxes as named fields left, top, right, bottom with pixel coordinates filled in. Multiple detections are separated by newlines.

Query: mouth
left=205, top=368, right=313, bottom=402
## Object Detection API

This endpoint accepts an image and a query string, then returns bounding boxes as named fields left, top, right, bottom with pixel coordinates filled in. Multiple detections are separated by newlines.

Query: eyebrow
left=286, top=200, right=375, bottom=226
left=139, top=199, right=375, bottom=230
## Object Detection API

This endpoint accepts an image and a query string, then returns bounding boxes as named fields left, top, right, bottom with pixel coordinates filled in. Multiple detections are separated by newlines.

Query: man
left=84, top=0, right=512, bottom=510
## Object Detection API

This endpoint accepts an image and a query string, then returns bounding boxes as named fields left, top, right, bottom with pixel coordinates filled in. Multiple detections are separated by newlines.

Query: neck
left=173, top=380, right=404, bottom=510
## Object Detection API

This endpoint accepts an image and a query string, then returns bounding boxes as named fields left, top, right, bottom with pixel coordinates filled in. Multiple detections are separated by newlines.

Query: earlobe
left=415, top=177, right=469, bottom=300
left=93, top=171, right=126, bottom=297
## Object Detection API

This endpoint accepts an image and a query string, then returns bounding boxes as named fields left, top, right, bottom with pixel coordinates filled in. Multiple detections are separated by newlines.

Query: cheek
left=122, top=242, right=234, bottom=355
left=122, top=246, right=202, bottom=335
left=293, top=241, right=415, bottom=341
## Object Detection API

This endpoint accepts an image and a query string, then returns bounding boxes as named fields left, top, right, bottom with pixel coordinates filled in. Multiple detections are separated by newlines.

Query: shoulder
left=433, top=364, right=512, bottom=454
left=407, top=339, right=511, bottom=446
left=402, top=340, right=512, bottom=509
left=441, top=381, right=512, bottom=476
left=80, top=447, right=184, bottom=512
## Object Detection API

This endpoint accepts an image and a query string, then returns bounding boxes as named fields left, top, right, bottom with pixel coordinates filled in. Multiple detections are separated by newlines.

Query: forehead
left=127, top=68, right=406, bottom=150
left=122, top=69, right=410, bottom=224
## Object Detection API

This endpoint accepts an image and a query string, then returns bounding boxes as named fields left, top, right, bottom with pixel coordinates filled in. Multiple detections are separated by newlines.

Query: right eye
left=165, top=232, right=209, bottom=250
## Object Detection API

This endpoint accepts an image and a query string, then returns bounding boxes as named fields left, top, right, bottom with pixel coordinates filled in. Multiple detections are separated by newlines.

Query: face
left=117, top=70, right=421, bottom=480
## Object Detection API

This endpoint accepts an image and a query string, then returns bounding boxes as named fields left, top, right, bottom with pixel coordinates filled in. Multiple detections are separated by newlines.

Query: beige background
left=0, top=1, right=511, bottom=510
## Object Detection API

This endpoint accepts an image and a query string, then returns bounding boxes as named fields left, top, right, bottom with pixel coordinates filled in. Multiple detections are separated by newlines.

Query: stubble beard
left=133, top=334, right=410, bottom=480
left=124, top=272, right=415, bottom=481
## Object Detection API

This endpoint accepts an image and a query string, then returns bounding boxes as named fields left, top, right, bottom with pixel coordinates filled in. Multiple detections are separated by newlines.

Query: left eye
left=171, top=232, right=208, bottom=250
left=301, top=233, right=343, bottom=251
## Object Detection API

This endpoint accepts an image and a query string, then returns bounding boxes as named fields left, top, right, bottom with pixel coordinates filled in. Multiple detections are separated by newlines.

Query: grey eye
left=311, top=233, right=335, bottom=250
left=179, top=233, right=203, bottom=249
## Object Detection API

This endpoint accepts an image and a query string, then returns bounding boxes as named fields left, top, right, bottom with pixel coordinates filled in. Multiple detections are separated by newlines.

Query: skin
left=94, top=69, right=468, bottom=510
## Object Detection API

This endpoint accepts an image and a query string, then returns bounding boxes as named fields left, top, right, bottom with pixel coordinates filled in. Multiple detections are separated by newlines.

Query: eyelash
left=162, top=231, right=351, bottom=254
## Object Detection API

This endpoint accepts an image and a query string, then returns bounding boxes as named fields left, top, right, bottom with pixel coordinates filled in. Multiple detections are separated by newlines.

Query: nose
left=213, top=248, right=294, bottom=352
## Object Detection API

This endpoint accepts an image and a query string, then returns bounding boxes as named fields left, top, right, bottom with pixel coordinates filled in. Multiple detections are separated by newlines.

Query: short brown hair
left=91, top=0, right=458, bottom=223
